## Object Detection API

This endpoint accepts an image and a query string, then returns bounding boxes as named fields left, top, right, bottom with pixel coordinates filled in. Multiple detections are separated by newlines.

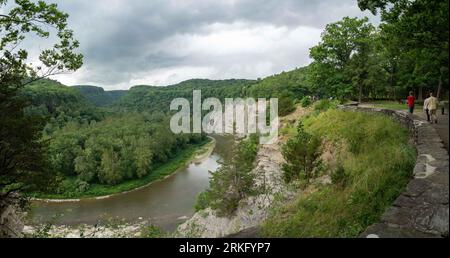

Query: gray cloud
left=42, top=0, right=379, bottom=90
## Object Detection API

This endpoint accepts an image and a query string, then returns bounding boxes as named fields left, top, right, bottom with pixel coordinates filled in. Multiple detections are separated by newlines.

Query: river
left=27, top=135, right=233, bottom=231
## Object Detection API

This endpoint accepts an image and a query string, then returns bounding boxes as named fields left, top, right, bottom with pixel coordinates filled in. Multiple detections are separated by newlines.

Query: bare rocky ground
left=23, top=223, right=146, bottom=238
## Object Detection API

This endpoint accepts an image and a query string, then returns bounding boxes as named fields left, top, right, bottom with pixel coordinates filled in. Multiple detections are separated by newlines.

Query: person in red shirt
left=407, top=91, right=415, bottom=114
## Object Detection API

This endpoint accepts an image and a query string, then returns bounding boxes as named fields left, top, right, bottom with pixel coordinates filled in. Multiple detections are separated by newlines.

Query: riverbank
left=31, top=137, right=216, bottom=202
left=23, top=221, right=148, bottom=238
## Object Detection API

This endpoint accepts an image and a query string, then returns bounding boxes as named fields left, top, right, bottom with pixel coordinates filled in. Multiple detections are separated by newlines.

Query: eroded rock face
left=176, top=194, right=275, bottom=238
left=0, top=198, right=25, bottom=238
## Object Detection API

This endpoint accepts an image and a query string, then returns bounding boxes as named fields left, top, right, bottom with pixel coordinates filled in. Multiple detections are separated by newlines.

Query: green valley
left=0, top=0, right=448, bottom=241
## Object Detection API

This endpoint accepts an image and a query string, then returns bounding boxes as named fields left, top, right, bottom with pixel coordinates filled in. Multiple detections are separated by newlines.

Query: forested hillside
left=22, top=80, right=103, bottom=132
left=246, top=67, right=312, bottom=115
left=72, top=85, right=126, bottom=107
left=21, top=79, right=207, bottom=198
left=41, top=112, right=206, bottom=198
left=247, top=67, right=311, bottom=98
left=69, top=73, right=312, bottom=114
left=115, top=79, right=254, bottom=112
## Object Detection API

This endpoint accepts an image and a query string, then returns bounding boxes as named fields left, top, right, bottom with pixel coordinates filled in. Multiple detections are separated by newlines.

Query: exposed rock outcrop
left=0, top=197, right=25, bottom=238
left=22, top=222, right=145, bottom=238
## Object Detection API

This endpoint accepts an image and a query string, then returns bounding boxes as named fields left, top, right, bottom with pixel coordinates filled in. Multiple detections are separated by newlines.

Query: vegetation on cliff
left=195, top=134, right=260, bottom=217
left=261, top=108, right=416, bottom=237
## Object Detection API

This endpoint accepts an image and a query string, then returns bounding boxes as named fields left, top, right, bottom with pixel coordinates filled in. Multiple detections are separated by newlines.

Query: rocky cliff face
left=0, top=197, right=25, bottom=238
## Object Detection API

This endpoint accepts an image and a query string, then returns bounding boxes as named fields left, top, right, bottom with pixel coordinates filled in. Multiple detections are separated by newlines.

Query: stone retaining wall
left=339, top=105, right=449, bottom=238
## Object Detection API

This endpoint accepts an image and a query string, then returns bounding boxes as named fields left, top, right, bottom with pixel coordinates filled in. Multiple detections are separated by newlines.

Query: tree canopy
left=357, top=0, right=449, bottom=99
left=1, top=0, right=83, bottom=201
left=309, top=17, right=377, bottom=101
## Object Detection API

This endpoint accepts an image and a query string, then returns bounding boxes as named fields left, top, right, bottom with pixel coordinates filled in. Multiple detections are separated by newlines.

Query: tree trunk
left=390, top=63, right=396, bottom=101
left=437, top=70, right=443, bottom=100
left=358, top=84, right=363, bottom=103
left=418, top=86, right=423, bottom=101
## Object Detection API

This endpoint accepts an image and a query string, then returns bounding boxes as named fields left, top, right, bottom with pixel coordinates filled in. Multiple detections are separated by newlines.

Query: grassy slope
left=32, top=139, right=212, bottom=199
left=261, top=109, right=416, bottom=237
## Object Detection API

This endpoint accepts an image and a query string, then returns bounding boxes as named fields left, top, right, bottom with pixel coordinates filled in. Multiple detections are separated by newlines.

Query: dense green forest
left=22, top=80, right=103, bottom=129
left=18, top=80, right=208, bottom=197
left=85, top=69, right=311, bottom=116
left=309, top=0, right=449, bottom=101
left=114, top=79, right=254, bottom=112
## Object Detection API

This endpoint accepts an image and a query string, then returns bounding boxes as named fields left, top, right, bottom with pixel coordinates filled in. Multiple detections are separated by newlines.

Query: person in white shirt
left=423, top=93, right=431, bottom=122
left=427, top=92, right=439, bottom=124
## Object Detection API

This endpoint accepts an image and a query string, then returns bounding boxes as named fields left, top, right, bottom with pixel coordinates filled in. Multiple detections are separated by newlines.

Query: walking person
left=423, top=93, right=431, bottom=122
left=427, top=92, right=439, bottom=124
left=407, top=91, right=415, bottom=114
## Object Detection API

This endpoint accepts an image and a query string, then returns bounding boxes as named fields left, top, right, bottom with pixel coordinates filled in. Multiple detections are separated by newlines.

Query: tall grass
left=261, top=109, right=416, bottom=237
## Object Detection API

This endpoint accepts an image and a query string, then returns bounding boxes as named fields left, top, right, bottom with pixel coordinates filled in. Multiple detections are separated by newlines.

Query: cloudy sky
left=25, top=0, right=377, bottom=90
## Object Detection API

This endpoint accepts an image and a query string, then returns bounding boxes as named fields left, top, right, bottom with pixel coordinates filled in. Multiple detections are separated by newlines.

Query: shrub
left=331, top=165, right=349, bottom=188
left=194, top=191, right=211, bottom=212
left=58, top=179, right=77, bottom=194
left=141, top=225, right=165, bottom=238
left=300, top=96, right=312, bottom=107
left=278, top=92, right=296, bottom=116
left=75, top=179, right=90, bottom=193
left=314, top=99, right=338, bottom=112
left=281, top=122, right=321, bottom=183
left=195, top=135, right=260, bottom=217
